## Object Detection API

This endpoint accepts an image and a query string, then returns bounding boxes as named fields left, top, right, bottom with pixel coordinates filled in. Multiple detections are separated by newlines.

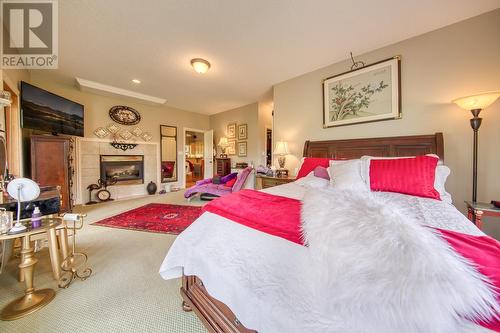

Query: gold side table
left=0, top=218, right=61, bottom=320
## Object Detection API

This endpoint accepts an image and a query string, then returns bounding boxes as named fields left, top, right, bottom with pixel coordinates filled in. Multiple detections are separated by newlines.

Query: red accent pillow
left=225, top=177, right=237, bottom=188
left=369, top=155, right=440, bottom=200
left=297, top=158, right=334, bottom=179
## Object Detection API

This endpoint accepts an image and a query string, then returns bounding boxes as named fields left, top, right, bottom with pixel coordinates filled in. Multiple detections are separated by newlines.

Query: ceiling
left=35, top=1, right=499, bottom=114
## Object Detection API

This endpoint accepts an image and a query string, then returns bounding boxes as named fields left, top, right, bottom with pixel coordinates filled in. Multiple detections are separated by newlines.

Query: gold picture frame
left=237, top=141, right=247, bottom=157
left=227, top=140, right=236, bottom=155
left=237, top=124, right=248, bottom=140
left=227, top=122, right=236, bottom=139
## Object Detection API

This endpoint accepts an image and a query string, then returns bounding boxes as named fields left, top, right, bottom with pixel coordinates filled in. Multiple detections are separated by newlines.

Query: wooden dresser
left=256, top=174, right=295, bottom=189
left=31, top=135, right=73, bottom=212
left=215, top=158, right=231, bottom=176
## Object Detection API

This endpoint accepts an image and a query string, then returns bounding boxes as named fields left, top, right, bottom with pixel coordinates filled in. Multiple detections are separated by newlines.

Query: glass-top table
left=0, top=218, right=61, bottom=321
left=465, top=201, right=500, bottom=230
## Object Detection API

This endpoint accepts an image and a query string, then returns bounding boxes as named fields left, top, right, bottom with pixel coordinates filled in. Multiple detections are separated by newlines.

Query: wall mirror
left=160, top=125, right=177, bottom=183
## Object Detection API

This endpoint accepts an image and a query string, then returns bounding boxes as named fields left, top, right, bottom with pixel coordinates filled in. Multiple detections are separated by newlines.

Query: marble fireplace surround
left=76, top=138, right=160, bottom=204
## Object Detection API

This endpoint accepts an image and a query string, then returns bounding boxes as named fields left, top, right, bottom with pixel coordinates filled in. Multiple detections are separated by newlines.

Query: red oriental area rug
left=92, top=203, right=203, bottom=235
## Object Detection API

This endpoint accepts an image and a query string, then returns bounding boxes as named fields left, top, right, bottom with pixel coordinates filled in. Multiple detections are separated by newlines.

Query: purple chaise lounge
left=184, top=167, right=254, bottom=199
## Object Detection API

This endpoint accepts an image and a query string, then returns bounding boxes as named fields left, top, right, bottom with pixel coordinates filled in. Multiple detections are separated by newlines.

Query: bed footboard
left=181, top=275, right=256, bottom=333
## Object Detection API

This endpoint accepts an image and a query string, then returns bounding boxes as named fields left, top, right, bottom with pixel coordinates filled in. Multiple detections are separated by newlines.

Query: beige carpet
left=0, top=192, right=208, bottom=333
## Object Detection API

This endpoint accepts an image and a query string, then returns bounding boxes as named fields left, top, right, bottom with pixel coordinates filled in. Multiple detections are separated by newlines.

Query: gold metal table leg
left=1, top=234, right=55, bottom=320
left=59, top=227, right=69, bottom=260
left=47, top=227, right=61, bottom=280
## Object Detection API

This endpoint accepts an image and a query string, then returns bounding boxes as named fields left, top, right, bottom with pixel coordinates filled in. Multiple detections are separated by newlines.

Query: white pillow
left=435, top=165, right=453, bottom=204
left=295, top=171, right=330, bottom=189
left=327, top=159, right=368, bottom=192
left=360, top=155, right=452, bottom=203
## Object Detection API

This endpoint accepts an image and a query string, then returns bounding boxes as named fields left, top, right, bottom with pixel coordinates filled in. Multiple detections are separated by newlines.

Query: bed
left=159, top=133, right=498, bottom=333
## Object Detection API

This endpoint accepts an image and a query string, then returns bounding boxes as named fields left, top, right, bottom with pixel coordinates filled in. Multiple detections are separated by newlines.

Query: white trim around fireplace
left=75, top=137, right=161, bottom=205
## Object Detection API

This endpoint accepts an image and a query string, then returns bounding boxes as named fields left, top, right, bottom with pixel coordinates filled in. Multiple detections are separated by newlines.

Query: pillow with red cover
left=225, top=177, right=237, bottom=188
left=369, top=155, right=440, bottom=200
left=297, top=158, right=334, bottom=179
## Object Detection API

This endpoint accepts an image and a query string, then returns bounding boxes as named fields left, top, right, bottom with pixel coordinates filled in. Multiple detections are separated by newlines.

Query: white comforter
left=159, top=178, right=495, bottom=333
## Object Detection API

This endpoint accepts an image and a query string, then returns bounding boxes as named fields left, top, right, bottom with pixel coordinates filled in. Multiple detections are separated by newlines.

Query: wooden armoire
left=30, top=135, right=73, bottom=212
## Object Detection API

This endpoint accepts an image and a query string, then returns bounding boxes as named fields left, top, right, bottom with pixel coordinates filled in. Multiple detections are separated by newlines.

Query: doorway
left=185, top=130, right=204, bottom=187
left=182, top=128, right=213, bottom=188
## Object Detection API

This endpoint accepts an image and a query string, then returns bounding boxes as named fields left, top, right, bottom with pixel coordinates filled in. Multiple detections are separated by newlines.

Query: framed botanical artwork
left=227, top=122, right=236, bottom=139
left=323, top=56, right=401, bottom=128
left=237, top=124, right=248, bottom=140
left=237, top=141, right=247, bottom=157
left=227, top=139, right=236, bottom=155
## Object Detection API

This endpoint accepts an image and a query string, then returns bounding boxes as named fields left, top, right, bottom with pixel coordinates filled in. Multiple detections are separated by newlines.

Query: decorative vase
left=147, top=181, right=157, bottom=195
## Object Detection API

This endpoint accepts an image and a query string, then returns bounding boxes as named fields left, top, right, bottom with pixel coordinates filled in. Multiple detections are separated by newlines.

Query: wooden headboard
left=303, top=133, right=444, bottom=160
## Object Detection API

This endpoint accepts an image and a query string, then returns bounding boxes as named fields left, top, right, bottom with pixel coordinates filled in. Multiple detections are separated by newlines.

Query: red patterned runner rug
left=92, top=203, right=203, bottom=235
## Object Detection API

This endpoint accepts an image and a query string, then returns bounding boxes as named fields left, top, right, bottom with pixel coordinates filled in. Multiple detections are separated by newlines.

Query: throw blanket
left=203, top=189, right=302, bottom=244
left=205, top=189, right=499, bottom=332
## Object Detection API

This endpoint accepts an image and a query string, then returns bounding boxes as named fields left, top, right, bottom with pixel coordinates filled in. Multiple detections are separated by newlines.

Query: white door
left=204, top=130, right=214, bottom=178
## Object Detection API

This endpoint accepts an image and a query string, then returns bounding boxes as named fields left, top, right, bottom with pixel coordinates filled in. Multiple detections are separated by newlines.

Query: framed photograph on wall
left=227, top=140, right=236, bottom=155
left=237, top=141, right=247, bottom=157
left=237, top=124, right=248, bottom=140
left=227, top=122, right=236, bottom=139
left=323, top=56, right=401, bottom=128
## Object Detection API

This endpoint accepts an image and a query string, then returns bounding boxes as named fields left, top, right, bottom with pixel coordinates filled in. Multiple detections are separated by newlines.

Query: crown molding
left=75, top=77, right=166, bottom=105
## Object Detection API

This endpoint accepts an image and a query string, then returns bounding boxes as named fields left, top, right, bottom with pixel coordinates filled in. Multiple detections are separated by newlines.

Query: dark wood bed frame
left=180, top=133, right=444, bottom=333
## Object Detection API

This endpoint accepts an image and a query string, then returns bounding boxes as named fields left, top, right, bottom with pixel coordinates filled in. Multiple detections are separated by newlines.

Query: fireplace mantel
left=76, top=138, right=160, bottom=204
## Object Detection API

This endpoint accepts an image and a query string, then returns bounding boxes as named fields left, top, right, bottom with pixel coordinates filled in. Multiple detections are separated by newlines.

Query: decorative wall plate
left=119, top=129, right=133, bottom=140
left=94, top=127, right=109, bottom=138
left=131, top=127, right=143, bottom=137
left=109, top=105, right=141, bottom=125
left=107, top=123, right=121, bottom=134
left=141, top=132, right=153, bottom=142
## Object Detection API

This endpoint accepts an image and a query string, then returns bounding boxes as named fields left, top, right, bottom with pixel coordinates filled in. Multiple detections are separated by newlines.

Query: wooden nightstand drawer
left=257, top=175, right=295, bottom=189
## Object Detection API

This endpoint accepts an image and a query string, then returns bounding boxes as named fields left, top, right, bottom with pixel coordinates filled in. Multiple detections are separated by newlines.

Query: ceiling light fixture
left=132, top=79, right=141, bottom=84
left=190, top=58, right=211, bottom=74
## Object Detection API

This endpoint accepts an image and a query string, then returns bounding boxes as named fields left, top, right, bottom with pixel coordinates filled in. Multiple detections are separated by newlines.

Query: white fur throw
left=300, top=189, right=498, bottom=333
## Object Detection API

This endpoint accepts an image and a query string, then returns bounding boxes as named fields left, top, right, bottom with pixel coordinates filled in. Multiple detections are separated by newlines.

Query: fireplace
left=100, top=155, right=144, bottom=185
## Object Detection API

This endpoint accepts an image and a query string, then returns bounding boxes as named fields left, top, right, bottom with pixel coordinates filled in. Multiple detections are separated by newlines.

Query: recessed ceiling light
left=190, top=58, right=211, bottom=74
left=132, top=79, right=141, bottom=84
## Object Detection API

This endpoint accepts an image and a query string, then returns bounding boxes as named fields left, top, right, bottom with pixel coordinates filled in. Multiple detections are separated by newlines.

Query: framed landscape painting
left=323, top=56, right=401, bottom=128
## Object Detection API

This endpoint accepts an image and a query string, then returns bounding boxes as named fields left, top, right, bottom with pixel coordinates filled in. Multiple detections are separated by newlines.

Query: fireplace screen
left=100, top=155, right=144, bottom=185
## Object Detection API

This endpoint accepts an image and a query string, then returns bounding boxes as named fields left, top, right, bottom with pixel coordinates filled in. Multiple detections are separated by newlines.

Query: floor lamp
left=452, top=91, right=500, bottom=202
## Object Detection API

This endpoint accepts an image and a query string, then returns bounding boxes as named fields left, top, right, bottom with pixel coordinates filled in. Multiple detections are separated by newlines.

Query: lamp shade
left=274, top=141, right=289, bottom=155
left=452, top=91, right=500, bottom=110
left=218, top=137, right=229, bottom=148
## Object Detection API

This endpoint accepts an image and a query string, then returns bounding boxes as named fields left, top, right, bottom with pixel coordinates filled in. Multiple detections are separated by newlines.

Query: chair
left=184, top=167, right=255, bottom=200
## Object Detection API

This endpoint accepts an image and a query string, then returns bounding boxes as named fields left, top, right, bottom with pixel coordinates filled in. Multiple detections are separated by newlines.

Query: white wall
left=273, top=9, right=500, bottom=238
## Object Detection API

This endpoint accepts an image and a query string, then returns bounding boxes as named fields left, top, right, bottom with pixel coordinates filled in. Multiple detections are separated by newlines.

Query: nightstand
left=465, top=201, right=500, bottom=230
left=256, top=174, right=295, bottom=190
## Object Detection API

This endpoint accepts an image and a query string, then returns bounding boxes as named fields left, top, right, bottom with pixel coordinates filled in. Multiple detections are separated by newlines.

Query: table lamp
left=218, top=137, right=230, bottom=158
left=452, top=91, right=500, bottom=202
left=7, top=178, right=40, bottom=233
left=274, top=141, right=289, bottom=176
